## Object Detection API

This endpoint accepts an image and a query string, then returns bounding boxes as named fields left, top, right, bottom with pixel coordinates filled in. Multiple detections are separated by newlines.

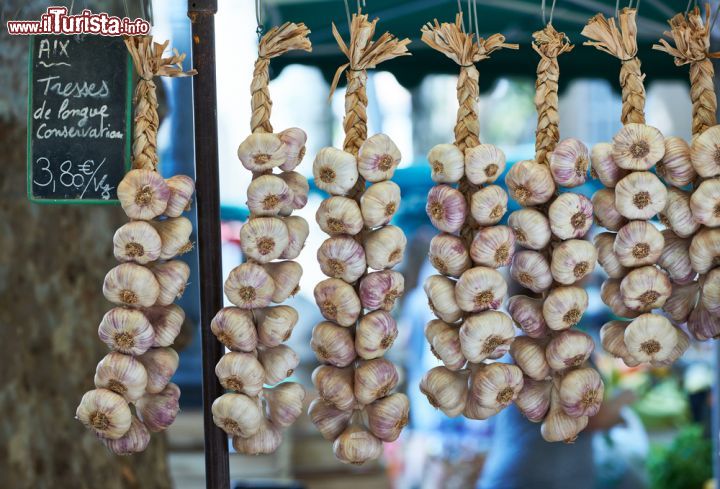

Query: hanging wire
left=122, top=0, right=129, bottom=18
left=255, top=0, right=264, bottom=39
left=542, top=0, right=557, bottom=26
left=472, top=0, right=479, bottom=41
left=615, top=0, right=620, bottom=18
left=343, top=0, right=352, bottom=28
left=711, top=1, right=720, bottom=32
left=457, top=0, right=466, bottom=32
left=357, top=0, right=366, bottom=13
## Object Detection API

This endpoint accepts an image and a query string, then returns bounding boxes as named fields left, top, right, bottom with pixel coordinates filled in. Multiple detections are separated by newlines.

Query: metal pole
left=187, top=1, right=230, bottom=488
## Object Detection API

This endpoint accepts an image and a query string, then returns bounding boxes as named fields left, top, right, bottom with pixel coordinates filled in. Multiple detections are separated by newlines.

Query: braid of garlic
left=619, top=57, right=647, bottom=125
left=454, top=65, right=481, bottom=152
left=250, top=57, right=273, bottom=134
left=689, top=58, right=717, bottom=135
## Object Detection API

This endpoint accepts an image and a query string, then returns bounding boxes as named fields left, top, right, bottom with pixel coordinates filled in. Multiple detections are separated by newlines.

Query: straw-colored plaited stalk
left=533, top=24, right=573, bottom=166
left=330, top=13, right=411, bottom=156
left=124, top=36, right=196, bottom=171
left=653, top=5, right=720, bottom=135
left=582, top=8, right=646, bottom=125
left=251, top=22, right=312, bottom=134
left=421, top=14, right=518, bottom=152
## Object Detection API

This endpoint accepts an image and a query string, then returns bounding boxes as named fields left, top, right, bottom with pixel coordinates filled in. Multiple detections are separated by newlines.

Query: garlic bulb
left=594, top=232, right=628, bottom=279
left=426, top=320, right=466, bottom=370
left=614, top=171, right=668, bottom=220
left=542, top=286, right=589, bottom=331
left=424, top=275, right=462, bottom=323
left=619, top=266, right=671, bottom=312
left=135, top=382, right=180, bottom=431
left=508, top=208, right=552, bottom=250
left=510, top=250, right=552, bottom=293
left=611, top=123, right=665, bottom=170
left=613, top=221, right=664, bottom=267
left=463, top=398, right=502, bottom=420
left=246, top=174, right=291, bottom=216
left=468, top=362, right=524, bottom=410
left=505, top=160, right=556, bottom=206
left=508, top=295, right=550, bottom=338
left=559, top=368, right=604, bottom=418
left=541, top=387, right=588, bottom=443
left=653, top=328, right=691, bottom=366
left=278, top=171, right=309, bottom=213
left=314, top=278, right=362, bottom=327
left=211, top=392, right=262, bottom=437
left=313, top=147, right=359, bottom=195
left=237, top=133, right=287, bottom=172
left=333, top=425, right=383, bottom=466
left=663, top=187, right=700, bottom=238
left=426, top=184, right=467, bottom=233
left=359, top=270, right=405, bottom=311
left=592, top=188, right=628, bottom=231
left=549, top=138, right=589, bottom=187
left=516, top=378, right=552, bottom=422
left=256, top=305, right=298, bottom=347
left=690, top=178, right=720, bottom=227
left=263, top=382, right=306, bottom=428
left=601, top=278, right=641, bottom=319
left=510, top=336, right=550, bottom=381
left=591, top=142, right=628, bottom=188
left=364, top=225, right=406, bottom=270
left=688, top=300, right=720, bottom=340
left=76, top=388, right=132, bottom=439
left=215, top=351, right=265, bottom=396
left=312, top=365, right=356, bottom=411
left=144, top=304, right=185, bottom=348
left=690, top=228, right=720, bottom=274
left=428, top=233, right=472, bottom=277
left=354, top=358, right=399, bottom=405
left=548, top=192, right=594, bottom=240
left=658, top=230, right=695, bottom=285
left=113, top=221, right=162, bottom=265
left=263, top=261, right=302, bottom=303
left=152, top=260, right=190, bottom=306
left=317, top=236, right=366, bottom=283
left=360, top=180, right=401, bottom=228
left=459, top=311, right=515, bottom=363
left=470, top=225, right=515, bottom=268
left=624, top=313, right=678, bottom=363
left=102, top=416, right=150, bottom=455
left=151, top=217, right=194, bottom=260
left=239, top=217, right=289, bottom=264
left=600, top=320, right=632, bottom=359
left=465, top=143, right=506, bottom=185
left=356, top=310, right=398, bottom=360
left=308, top=398, right=353, bottom=440
left=657, top=137, right=695, bottom=187
left=117, top=169, right=170, bottom=220
left=420, top=366, right=468, bottom=417
left=366, top=393, right=410, bottom=442
left=311, top=321, right=357, bottom=368
left=257, top=345, right=300, bottom=385
left=210, top=307, right=258, bottom=352
left=428, top=143, right=465, bottom=183
left=550, top=239, right=597, bottom=285
left=690, top=125, right=720, bottom=177
left=316, top=196, right=364, bottom=236
left=232, top=419, right=282, bottom=455
left=358, top=133, right=401, bottom=182
left=470, top=185, right=508, bottom=226
left=138, top=347, right=179, bottom=394
left=545, top=330, right=594, bottom=371
left=278, top=127, right=307, bottom=171
left=455, top=267, right=507, bottom=313
left=281, top=216, right=310, bottom=260
left=103, top=263, right=160, bottom=308
left=164, top=174, right=195, bottom=218
left=224, top=262, right=275, bottom=309
left=98, top=307, right=154, bottom=356
left=94, top=352, right=148, bottom=403
left=663, top=282, right=699, bottom=324
left=702, top=268, right=720, bottom=313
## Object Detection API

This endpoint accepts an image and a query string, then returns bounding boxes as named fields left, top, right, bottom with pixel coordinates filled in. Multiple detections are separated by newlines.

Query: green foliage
left=647, top=425, right=712, bottom=489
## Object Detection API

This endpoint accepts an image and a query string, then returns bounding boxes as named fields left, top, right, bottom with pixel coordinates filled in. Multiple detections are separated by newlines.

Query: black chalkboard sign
left=27, top=35, right=132, bottom=203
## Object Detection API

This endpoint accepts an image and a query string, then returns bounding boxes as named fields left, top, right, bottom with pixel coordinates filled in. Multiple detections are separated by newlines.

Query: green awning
left=264, top=0, right=697, bottom=91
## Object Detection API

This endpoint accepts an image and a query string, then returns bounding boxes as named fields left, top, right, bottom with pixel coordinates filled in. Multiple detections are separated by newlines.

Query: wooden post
left=187, top=1, right=230, bottom=488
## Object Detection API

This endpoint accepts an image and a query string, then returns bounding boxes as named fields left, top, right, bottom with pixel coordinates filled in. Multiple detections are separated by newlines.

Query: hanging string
left=255, top=0, right=264, bottom=39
